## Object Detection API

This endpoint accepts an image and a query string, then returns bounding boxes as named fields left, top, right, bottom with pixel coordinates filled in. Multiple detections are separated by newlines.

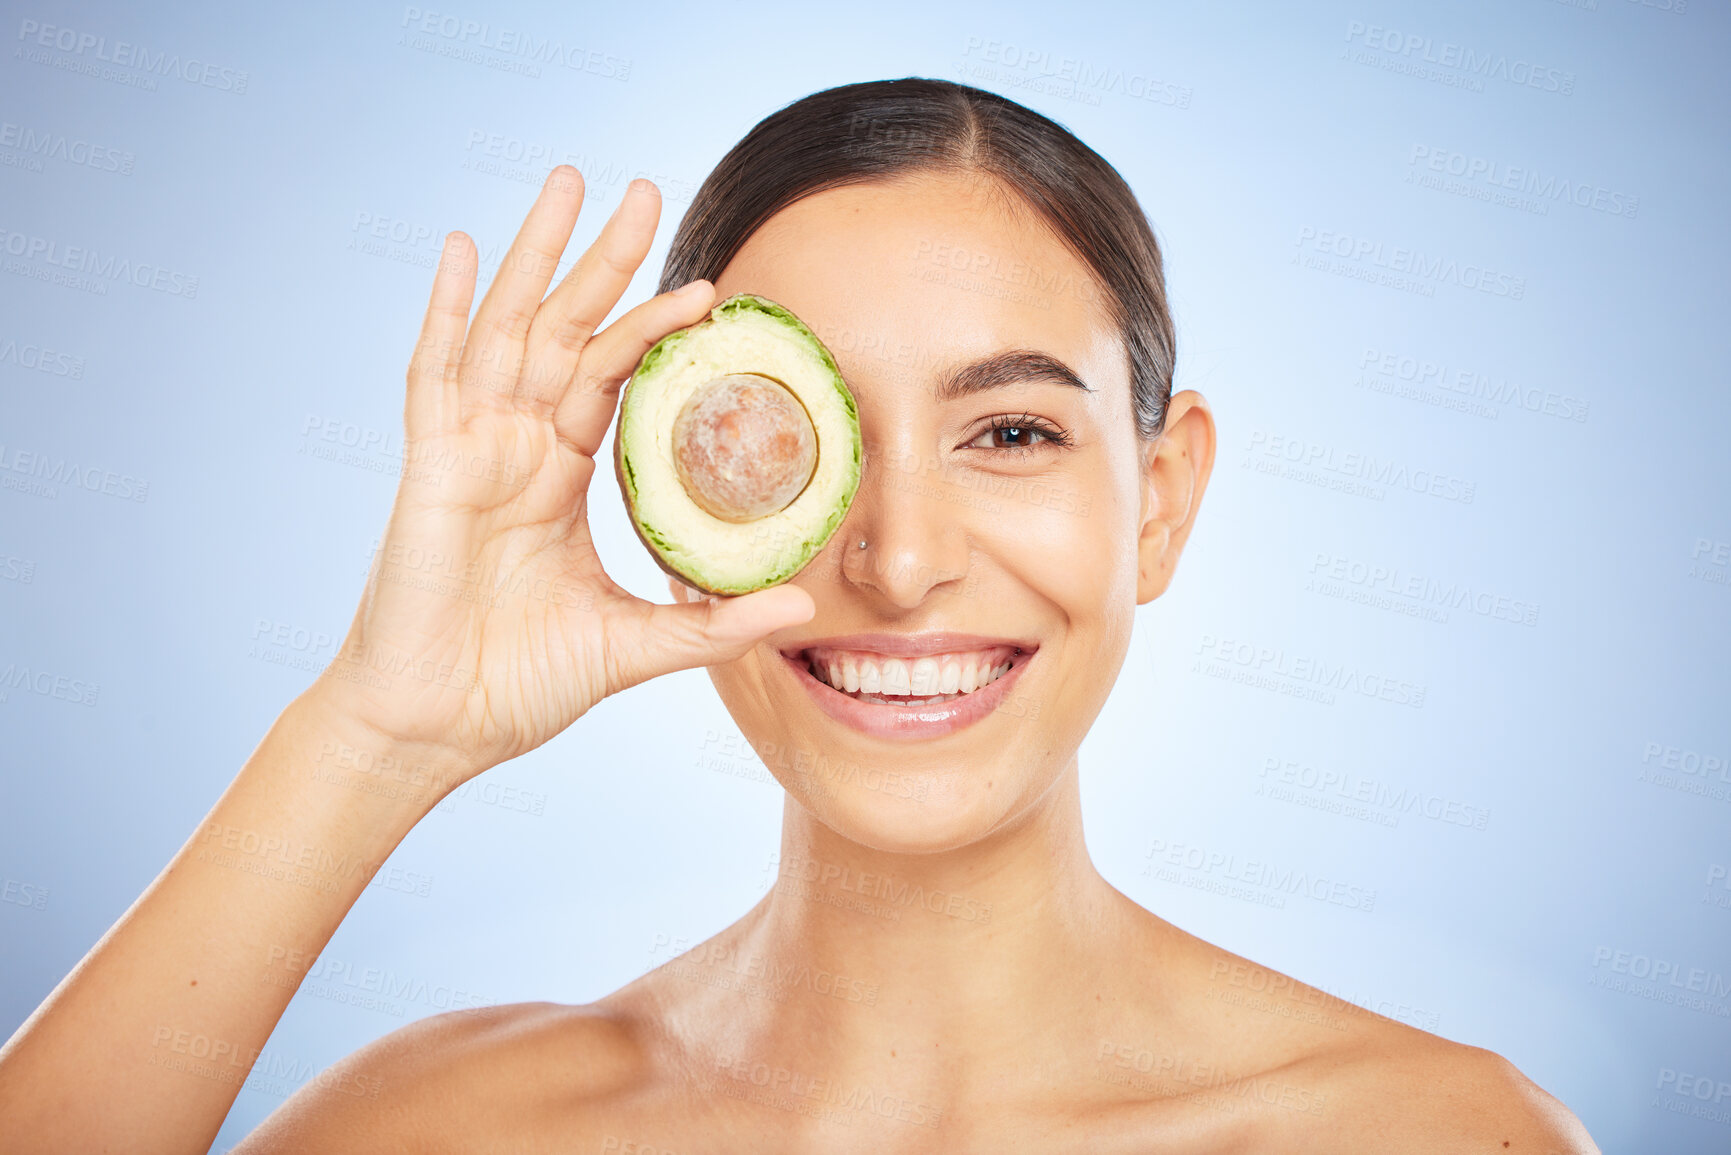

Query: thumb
left=629, top=582, right=817, bottom=682
left=693, top=583, right=817, bottom=651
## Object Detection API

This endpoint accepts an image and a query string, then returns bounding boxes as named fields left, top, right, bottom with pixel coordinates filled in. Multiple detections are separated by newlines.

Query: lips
left=778, top=633, right=1037, bottom=740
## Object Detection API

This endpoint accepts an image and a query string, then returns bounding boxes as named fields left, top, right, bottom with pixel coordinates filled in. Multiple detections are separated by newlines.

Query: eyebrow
left=934, top=349, right=1093, bottom=402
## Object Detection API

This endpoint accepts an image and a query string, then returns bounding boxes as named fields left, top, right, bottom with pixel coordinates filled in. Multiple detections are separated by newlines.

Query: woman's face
left=689, top=169, right=1199, bottom=854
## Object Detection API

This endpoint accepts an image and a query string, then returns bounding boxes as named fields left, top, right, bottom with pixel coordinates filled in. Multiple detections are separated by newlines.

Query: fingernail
left=675, top=279, right=710, bottom=298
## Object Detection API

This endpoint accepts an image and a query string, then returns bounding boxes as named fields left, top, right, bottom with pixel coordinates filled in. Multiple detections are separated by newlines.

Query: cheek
left=709, top=650, right=776, bottom=723
left=699, top=644, right=784, bottom=773
left=978, top=465, right=1141, bottom=618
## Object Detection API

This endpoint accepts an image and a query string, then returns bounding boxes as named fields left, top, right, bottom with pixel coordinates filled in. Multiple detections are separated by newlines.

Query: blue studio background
left=2, top=1, right=1727, bottom=1150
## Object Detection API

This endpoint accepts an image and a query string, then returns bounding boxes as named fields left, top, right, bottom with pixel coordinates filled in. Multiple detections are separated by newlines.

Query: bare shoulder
left=231, top=1000, right=655, bottom=1153
left=1284, top=1023, right=1597, bottom=1154
left=1140, top=928, right=1600, bottom=1153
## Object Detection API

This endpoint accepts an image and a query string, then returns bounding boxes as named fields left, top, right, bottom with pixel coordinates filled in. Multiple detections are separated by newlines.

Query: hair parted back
left=657, top=77, right=1175, bottom=439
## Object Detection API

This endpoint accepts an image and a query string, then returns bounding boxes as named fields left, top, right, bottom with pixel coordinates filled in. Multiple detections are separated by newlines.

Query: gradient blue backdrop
left=1, top=1, right=1727, bottom=1150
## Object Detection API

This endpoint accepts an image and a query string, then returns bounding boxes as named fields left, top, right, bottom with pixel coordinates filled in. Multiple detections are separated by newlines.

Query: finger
left=551, top=278, right=716, bottom=459
left=405, top=232, right=478, bottom=438
left=613, top=583, right=817, bottom=690
left=519, top=179, right=663, bottom=418
left=459, top=166, right=584, bottom=420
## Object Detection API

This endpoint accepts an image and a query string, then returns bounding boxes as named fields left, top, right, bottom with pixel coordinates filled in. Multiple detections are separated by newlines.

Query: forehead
left=709, top=171, right=1125, bottom=401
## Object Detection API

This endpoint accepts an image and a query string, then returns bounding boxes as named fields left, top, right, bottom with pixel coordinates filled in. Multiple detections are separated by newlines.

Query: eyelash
left=972, top=413, right=1075, bottom=453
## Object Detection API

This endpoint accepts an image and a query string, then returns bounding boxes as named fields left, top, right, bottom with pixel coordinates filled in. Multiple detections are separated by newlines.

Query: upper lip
left=778, top=632, right=1039, bottom=659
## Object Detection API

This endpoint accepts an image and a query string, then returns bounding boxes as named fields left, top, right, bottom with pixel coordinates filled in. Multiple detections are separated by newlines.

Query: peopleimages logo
left=1589, top=946, right=1731, bottom=1011
left=0, top=443, right=150, bottom=503
left=1407, top=145, right=1638, bottom=220
left=0, top=227, right=199, bottom=298
left=398, top=7, right=631, bottom=80
left=0, top=336, right=84, bottom=379
left=1307, top=551, right=1541, bottom=628
left=1342, top=21, right=1575, bottom=95
left=1144, top=838, right=1378, bottom=913
left=1294, top=227, right=1525, bottom=301
left=15, top=18, right=249, bottom=93
left=1244, top=429, right=1476, bottom=505
left=1653, top=1068, right=1731, bottom=1128
left=1194, top=632, right=1427, bottom=709
left=0, top=121, right=134, bottom=175
left=957, top=36, right=1192, bottom=109
left=0, top=661, right=100, bottom=707
left=1357, top=347, right=1589, bottom=424
left=1258, top=757, right=1492, bottom=831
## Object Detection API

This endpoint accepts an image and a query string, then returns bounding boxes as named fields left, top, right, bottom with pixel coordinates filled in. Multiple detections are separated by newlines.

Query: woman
left=0, top=79, right=1596, bottom=1153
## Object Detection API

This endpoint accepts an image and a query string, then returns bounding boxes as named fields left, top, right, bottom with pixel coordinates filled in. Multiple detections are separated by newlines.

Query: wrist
left=283, top=688, right=485, bottom=818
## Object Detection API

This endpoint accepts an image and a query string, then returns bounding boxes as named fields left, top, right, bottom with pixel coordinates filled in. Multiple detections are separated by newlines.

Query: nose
left=837, top=439, right=974, bottom=609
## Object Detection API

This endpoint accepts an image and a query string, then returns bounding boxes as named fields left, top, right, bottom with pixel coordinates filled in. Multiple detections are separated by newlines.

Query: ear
left=1136, top=390, right=1216, bottom=604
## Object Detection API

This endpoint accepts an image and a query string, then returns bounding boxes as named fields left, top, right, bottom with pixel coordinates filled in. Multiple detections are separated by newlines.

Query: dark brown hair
left=657, top=77, right=1175, bottom=439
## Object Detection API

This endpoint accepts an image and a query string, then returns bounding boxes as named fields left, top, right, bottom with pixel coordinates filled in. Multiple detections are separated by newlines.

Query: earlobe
left=1135, top=390, right=1216, bottom=605
left=1136, top=521, right=1174, bottom=603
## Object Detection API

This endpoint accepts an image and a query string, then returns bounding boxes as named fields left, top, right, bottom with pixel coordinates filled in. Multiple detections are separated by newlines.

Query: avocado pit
left=671, top=373, right=818, bottom=523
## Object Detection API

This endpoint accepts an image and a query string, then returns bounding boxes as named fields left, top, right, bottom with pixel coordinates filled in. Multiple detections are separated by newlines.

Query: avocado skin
left=614, top=293, right=861, bottom=597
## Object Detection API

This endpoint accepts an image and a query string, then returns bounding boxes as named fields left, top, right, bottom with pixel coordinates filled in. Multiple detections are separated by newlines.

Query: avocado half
left=614, top=293, right=862, bottom=596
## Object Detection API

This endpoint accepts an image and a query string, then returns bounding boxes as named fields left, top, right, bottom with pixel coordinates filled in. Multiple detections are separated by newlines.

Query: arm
left=0, top=694, right=452, bottom=1152
left=0, top=167, right=814, bottom=1154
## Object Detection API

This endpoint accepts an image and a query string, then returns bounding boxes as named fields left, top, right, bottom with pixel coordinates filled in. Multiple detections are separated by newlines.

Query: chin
left=771, top=756, right=1037, bottom=855
left=712, top=673, right=1060, bottom=857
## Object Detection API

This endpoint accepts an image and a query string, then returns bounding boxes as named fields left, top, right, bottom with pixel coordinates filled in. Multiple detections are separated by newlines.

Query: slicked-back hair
left=657, top=77, right=1175, bottom=439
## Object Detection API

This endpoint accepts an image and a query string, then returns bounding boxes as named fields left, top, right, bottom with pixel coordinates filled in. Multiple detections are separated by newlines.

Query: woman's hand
left=0, top=168, right=811, bottom=1155
left=311, top=168, right=814, bottom=778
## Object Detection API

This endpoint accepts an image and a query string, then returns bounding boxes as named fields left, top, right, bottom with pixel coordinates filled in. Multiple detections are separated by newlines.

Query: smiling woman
left=0, top=79, right=1599, bottom=1153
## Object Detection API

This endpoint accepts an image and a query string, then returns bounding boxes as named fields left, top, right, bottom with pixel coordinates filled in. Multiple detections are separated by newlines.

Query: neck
left=719, top=756, right=1139, bottom=1096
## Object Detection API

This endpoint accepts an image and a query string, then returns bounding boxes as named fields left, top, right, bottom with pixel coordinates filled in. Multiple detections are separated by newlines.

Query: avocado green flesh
left=617, top=294, right=861, bottom=595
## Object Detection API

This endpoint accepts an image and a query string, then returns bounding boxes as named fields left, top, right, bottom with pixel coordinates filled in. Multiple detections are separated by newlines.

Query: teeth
left=881, top=658, right=911, bottom=696
left=910, top=657, right=940, bottom=696
left=939, top=659, right=960, bottom=695
left=804, top=645, right=1023, bottom=702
